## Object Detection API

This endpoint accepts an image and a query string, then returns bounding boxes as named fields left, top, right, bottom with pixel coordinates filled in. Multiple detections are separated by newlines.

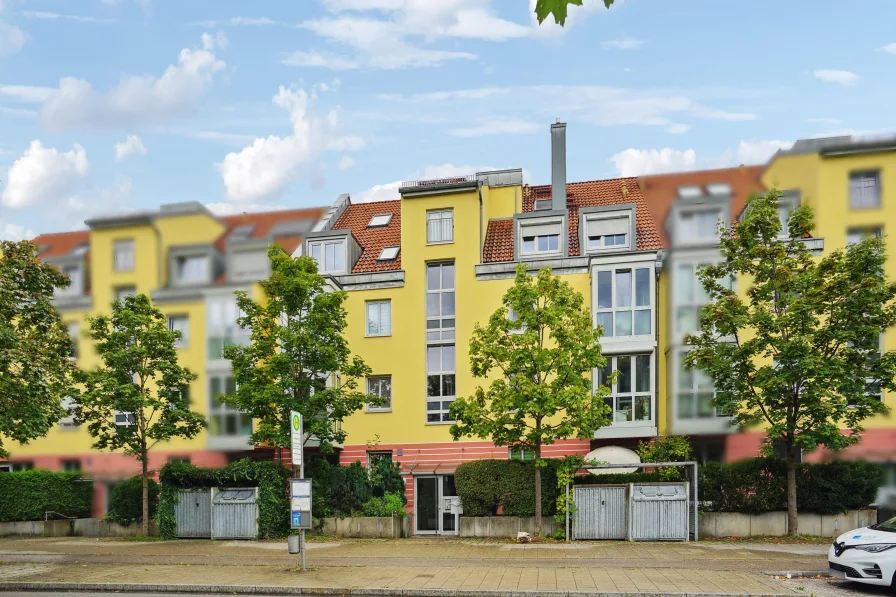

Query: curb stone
left=0, top=582, right=793, bottom=597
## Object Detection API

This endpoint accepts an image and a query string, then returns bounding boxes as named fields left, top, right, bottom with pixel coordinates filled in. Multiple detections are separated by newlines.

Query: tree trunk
left=534, top=439, right=542, bottom=536
left=141, top=456, right=149, bottom=537
left=786, top=446, right=798, bottom=536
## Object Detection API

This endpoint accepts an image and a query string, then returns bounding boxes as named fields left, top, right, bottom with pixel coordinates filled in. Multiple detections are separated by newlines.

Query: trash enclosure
left=174, top=489, right=211, bottom=538
left=172, top=487, right=259, bottom=539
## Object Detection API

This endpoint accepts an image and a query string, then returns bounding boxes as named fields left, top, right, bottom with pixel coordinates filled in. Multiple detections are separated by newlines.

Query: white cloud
left=196, top=16, right=277, bottom=27
left=338, top=155, right=356, bottom=169
left=690, top=106, right=757, bottom=121
left=448, top=118, right=540, bottom=137
left=204, top=202, right=287, bottom=216
left=0, top=84, right=54, bottom=102
left=291, top=17, right=476, bottom=69
left=814, top=69, right=861, bottom=87
left=735, top=139, right=792, bottom=164
left=0, top=21, right=25, bottom=56
left=601, top=37, right=645, bottom=50
left=41, top=35, right=225, bottom=131
left=218, top=84, right=362, bottom=203
left=879, top=43, right=896, bottom=55
left=114, top=134, right=147, bottom=161
left=609, top=148, right=697, bottom=176
left=354, top=180, right=402, bottom=203
left=666, top=123, right=690, bottom=134
left=1, top=141, right=89, bottom=208
left=0, top=106, right=36, bottom=118
left=201, top=31, right=228, bottom=50
left=187, top=130, right=256, bottom=146
left=21, top=11, right=116, bottom=23
left=376, top=87, right=508, bottom=102
left=0, top=222, right=35, bottom=242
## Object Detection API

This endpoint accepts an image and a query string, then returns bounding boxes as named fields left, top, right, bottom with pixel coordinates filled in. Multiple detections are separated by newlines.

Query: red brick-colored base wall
left=340, top=439, right=591, bottom=529
left=724, top=428, right=896, bottom=463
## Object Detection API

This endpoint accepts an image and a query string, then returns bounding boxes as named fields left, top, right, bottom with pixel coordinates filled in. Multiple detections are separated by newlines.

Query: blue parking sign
left=292, top=512, right=302, bottom=527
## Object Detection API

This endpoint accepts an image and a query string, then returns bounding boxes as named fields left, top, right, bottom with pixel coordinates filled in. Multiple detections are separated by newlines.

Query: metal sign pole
left=289, top=411, right=310, bottom=571
left=300, top=458, right=305, bottom=571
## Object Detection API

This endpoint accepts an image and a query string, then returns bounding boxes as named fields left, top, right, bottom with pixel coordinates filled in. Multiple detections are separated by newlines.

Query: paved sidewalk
left=0, top=537, right=829, bottom=595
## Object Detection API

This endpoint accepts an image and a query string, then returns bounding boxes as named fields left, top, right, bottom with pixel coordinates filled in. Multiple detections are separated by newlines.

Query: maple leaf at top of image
left=534, top=0, right=615, bottom=26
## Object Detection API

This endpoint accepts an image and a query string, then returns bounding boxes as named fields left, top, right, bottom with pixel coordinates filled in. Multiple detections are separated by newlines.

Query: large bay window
left=426, top=262, right=455, bottom=342
left=597, top=354, right=652, bottom=424
left=426, top=262, right=456, bottom=422
left=595, top=266, right=651, bottom=338
left=675, top=263, right=711, bottom=335
left=426, top=344, right=455, bottom=423
left=677, top=352, right=725, bottom=419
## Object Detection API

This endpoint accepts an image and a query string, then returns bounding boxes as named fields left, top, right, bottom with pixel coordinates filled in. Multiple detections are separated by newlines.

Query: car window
left=873, top=516, right=896, bottom=532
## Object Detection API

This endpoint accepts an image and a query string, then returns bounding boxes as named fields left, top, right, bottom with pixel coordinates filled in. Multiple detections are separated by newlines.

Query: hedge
left=157, top=458, right=290, bottom=539
left=700, top=457, right=884, bottom=515
left=454, top=459, right=559, bottom=517
left=107, top=475, right=160, bottom=526
left=306, top=457, right=406, bottom=517
left=0, top=470, right=93, bottom=522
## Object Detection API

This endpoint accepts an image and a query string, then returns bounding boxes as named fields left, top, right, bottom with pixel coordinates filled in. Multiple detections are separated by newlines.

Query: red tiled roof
left=215, top=207, right=327, bottom=252
left=482, top=219, right=514, bottom=262
left=32, top=230, right=89, bottom=259
left=638, top=166, right=765, bottom=246
left=482, top=177, right=663, bottom=263
left=332, top=200, right=401, bottom=273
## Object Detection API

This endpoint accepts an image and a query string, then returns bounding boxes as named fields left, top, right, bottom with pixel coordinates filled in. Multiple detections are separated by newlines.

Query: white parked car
left=828, top=516, right=896, bottom=588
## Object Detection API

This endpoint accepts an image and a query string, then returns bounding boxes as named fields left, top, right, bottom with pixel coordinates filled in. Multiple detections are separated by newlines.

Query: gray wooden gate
left=573, top=485, right=627, bottom=540
left=174, top=489, right=212, bottom=538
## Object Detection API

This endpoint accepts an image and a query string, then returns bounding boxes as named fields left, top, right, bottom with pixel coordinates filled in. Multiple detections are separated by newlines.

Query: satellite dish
left=584, top=446, right=641, bottom=474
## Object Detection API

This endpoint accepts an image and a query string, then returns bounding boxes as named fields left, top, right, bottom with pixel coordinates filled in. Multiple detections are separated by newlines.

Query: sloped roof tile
left=331, top=200, right=402, bottom=273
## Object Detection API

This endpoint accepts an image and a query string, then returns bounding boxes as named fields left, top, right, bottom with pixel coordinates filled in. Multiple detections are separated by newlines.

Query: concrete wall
left=321, top=516, right=410, bottom=538
left=459, top=517, right=558, bottom=538
left=699, top=509, right=877, bottom=538
left=0, top=518, right=158, bottom=538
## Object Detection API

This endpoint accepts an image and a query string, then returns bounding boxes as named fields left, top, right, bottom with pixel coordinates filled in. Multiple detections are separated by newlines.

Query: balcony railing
left=400, top=174, right=476, bottom=189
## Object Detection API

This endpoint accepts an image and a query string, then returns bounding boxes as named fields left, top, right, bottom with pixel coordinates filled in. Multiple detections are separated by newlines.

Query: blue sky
left=1, top=0, right=895, bottom=239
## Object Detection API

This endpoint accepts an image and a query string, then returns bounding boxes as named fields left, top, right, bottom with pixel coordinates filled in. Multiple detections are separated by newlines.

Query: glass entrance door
left=416, top=476, right=440, bottom=534
left=441, top=475, right=457, bottom=534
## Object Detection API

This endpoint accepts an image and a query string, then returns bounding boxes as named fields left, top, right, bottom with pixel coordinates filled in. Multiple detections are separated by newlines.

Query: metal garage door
left=174, top=489, right=211, bottom=538
left=573, top=485, right=627, bottom=540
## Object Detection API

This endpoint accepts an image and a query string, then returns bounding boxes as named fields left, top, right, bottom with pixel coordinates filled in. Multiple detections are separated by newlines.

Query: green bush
left=157, top=458, right=290, bottom=539
left=699, top=457, right=885, bottom=515
left=361, top=492, right=407, bottom=517
left=454, top=459, right=558, bottom=517
left=307, top=458, right=406, bottom=518
left=637, top=435, right=693, bottom=481
left=0, top=470, right=93, bottom=522
left=574, top=471, right=670, bottom=485
left=107, top=475, right=160, bottom=526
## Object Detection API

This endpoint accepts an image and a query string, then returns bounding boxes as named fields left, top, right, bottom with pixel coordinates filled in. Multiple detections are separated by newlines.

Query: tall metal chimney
left=551, top=120, right=567, bottom=212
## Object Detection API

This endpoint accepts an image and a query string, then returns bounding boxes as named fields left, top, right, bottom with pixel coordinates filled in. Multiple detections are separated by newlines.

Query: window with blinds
left=426, top=210, right=454, bottom=244
left=585, top=216, right=630, bottom=251
left=520, top=221, right=562, bottom=256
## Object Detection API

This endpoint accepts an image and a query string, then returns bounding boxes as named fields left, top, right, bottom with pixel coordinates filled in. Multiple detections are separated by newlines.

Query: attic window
left=368, top=214, right=393, bottom=228
left=533, top=199, right=552, bottom=211
left=706, top=183, right=732, bottom=197
left=72, top=243, right=89, bottom=256
left=377, top=246, right=400, bottom=261
left=677, top=185, right=703, bottom=200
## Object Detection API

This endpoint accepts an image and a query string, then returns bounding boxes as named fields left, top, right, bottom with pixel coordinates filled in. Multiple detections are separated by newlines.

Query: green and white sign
left=290, top=410, right=303, bottom=467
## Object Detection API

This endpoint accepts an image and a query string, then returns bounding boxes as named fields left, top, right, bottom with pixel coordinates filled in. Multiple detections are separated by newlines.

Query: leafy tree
left=534, top=0, right=615, bottom=26
left=636, top=435, right=693, bottom=481
left=449, top=264, right=611, bottom=534
left=685, top=190, right=896, bottom=535
left=74, top=294, right=205, bottom=535
left=0, top=240, right=75, bottom=458
left=223, top=246, right=376, bottom=463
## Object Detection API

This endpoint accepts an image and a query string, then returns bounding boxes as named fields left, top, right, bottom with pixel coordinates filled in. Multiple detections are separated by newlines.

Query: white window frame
left=366, top=450, right=393, bottom=469
left=207, top=296, right=248, bottom=360
left=521, top=233, right=561, bottom=256
left=593, top=264, right=654, bottom=340
left=377, top=246, right=400, bottom=261
left=847, top=226, right=883, bottom=245
left=596, top=353, right=654, bottom=426
left=676, top=350, right=727, bottom=419
left=114, top=411, right=135, bottom=426
left=60, top=265, right=82, bottom=297
left=59, top=396, right=78, bottom=429
left=113, top=239, right=135, bottom=272
left=114, top=286, right=136, bottom=301
left=209, top=374, right=251, bottom=437
left=176, top=254, right=209, bottom=284
left=367, top=375, right=392, bottom=412
left=674, top=261, right=713, bottom=337
left=368, top=214, right=393, bottom=228
left=309, top=239, right=347, bottom=275
left=167, top=314, right=189, bottom=349
left=679, top=209, right=721, bottom=241
left=426, top=262, right=455, bottom=343
left=426, top=344, right=456, bottom=424
left=508, top=447, right=535, bottom=461
left=850, top=171, right=881, bottom=209
left=583, top=214, right=631, bottom=253
left=426, top=209, right=454, bottom=245
left=366, top=300, right=392, bottom=337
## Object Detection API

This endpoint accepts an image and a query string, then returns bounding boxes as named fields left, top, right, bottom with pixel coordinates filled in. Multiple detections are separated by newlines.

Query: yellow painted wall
left=154, top=213, right=226, bottom=285
left=90, top=225, right=159, bottom=310
left=485, top=185, right=520, bottom=220
left=763, top=150, right=896, bottom=427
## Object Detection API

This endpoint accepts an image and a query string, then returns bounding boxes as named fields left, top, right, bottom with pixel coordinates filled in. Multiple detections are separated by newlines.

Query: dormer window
left=309, top=239, right=346, bottom=274
left=585, top=216, right=630, bottom=252
left=176, top=255, right=209, bottom=284
left=377, top=246, right=400, bottom=261
left=368, top=214, right=393, bottom=228
left=677, top=185, right=703, bottom=200
left=519, top=220, right=563, bottom=257
left=680, top=210, right=720, bottom=240
left=706, top=183, right=731, bottom=197
left=522, top=233, right=559, bottom=255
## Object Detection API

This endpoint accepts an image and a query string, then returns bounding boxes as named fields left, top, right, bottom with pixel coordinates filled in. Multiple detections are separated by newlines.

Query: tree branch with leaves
left=74, top=294, right=205, bottom=535
left=223, top=246, right=377, bottom=459
left=685, top=190, right=896, bottom=535
left=449, top=264, right=611, bottom=535
left=534, top=0, right=615, bottom=26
